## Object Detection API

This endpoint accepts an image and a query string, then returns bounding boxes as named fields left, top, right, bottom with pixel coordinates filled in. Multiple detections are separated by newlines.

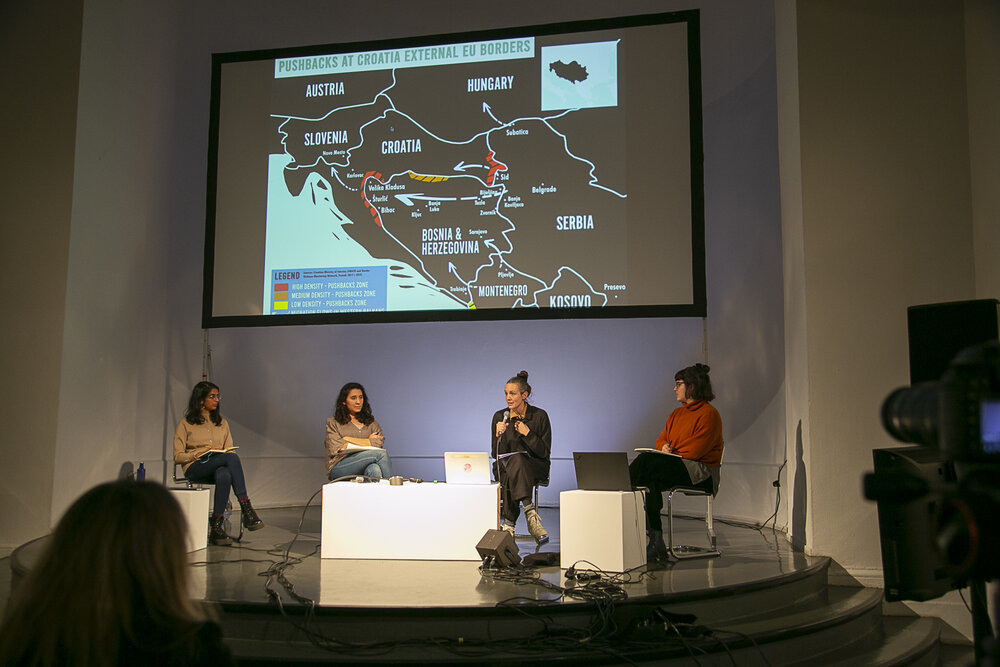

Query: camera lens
left=881, top=384, right=941, bottom=446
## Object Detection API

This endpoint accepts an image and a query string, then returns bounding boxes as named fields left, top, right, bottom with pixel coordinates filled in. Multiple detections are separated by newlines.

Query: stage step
left=823, top=616, right=942, bottom=667
left=8, top=508, right=974, bottom=665
left=225, top=560, right=975, bottom=665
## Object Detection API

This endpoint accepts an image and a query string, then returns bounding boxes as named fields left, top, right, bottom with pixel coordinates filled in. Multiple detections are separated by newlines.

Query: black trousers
left=629, top=452, right=713, bottom=531
left=498, top=454, right=548, bottom=522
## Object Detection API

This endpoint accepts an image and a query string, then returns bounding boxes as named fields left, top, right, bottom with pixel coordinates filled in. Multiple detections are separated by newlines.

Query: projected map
left=263, top=37, right=629, bottom=315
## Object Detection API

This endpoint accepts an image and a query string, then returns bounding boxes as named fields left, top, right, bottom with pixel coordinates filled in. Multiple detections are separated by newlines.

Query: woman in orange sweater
left=630, top=363, right=723, bottom=561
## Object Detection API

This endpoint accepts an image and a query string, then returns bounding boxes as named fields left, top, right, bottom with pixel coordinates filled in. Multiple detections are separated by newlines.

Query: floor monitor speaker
left=476, top=529, right=519, bottom=568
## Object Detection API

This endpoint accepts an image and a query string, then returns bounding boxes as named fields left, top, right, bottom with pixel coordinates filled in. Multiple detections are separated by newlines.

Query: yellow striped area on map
left=408, top=171, right=449, bottom=183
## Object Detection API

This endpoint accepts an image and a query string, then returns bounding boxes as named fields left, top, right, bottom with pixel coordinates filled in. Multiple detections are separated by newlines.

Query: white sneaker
left=501, top=522, right=515, bottom=536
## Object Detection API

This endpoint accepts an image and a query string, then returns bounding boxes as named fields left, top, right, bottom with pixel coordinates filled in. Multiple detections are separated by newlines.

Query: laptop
left=573, top=451, right=635, bottom=491
left=444, top=452, right=492, bottom=484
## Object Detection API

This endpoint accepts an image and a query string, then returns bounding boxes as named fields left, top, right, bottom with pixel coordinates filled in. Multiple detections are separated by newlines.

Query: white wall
left=0, top=1, right=82, bottom=553
left=51, top=1, right=201, bottom=518
left=966, top=0, right=1000, bottom=300
left=777, top=0, right=988, bottom=580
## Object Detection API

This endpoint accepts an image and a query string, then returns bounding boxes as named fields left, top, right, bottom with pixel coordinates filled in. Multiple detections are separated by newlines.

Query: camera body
left=867, top=341, right=1000, bottom=599
left=882, top=340, right=1000, bottom=463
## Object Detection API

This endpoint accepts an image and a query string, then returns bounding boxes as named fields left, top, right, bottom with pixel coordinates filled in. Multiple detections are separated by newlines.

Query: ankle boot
left=239, top=499, right=264, bottom=531
left=524, top=508, right=549, bottom=545
left=647, top=529, right=668, bottom=562
left=209, top=516, right=232, bottom=546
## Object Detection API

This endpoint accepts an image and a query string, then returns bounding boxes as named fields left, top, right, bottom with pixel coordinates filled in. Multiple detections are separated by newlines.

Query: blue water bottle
left=137, top=462, right=146, bottom=481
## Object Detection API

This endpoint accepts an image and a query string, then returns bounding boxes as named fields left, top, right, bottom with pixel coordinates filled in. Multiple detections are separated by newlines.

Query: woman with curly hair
left=325, top=382, right=393, bottom=481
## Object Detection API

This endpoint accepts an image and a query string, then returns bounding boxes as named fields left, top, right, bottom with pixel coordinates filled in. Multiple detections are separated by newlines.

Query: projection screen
left=204, top=11, right=705, bottom=327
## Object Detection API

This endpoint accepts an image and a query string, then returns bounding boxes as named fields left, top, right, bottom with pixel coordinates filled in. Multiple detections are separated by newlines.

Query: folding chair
left=665, top=460, right=722, bottom=560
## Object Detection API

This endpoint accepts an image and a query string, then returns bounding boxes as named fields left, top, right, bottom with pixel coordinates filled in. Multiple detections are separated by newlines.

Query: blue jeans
left=328, top=449, right=393, bottom=481
left=186, top=451, right=249, bottom=516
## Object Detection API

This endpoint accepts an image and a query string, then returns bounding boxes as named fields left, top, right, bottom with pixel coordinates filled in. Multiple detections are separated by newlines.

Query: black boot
left=209, top=516, right=232, bottom=546
left=239, top=499, right=264, bottom=531
left=647, top=529, right=668, bottom=563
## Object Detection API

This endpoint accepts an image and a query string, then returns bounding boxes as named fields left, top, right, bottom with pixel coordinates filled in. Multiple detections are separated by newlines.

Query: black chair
left=531, top=477, right=548, bottom=509
left=173, top=462, right=196, bottom=488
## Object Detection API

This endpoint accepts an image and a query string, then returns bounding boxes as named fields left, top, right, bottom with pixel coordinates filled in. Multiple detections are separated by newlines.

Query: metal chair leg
left=666, top=489, right=721, bottom=559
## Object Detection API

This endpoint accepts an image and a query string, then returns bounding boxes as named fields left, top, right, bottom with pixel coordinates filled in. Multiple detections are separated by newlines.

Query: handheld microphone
left=497, top=410, right=510, bottom=447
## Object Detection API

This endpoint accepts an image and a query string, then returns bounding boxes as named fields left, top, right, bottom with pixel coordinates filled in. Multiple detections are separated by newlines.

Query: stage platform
left=11, top=503, right=968, bottom=665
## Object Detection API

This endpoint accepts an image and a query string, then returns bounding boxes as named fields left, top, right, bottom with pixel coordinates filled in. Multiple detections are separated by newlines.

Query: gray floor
left=8, top=505, right=812, bottom=612
left=200, top=506, right=808, bottom=609
left=7, top=505, right=813, bottom=612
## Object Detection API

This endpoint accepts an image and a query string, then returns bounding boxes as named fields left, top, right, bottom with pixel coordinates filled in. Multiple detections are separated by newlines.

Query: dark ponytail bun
left=507, top=371, right=532, bottom=397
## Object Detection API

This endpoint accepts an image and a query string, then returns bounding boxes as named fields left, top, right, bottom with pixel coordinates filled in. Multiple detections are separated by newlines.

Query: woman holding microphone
left=492, top=370, right=551, bottom=544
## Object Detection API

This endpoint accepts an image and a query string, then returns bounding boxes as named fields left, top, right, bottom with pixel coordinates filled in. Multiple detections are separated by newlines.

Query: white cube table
left=322, top=481, right=500, bottom=560
left=170, top=488, right=210, bottom=552
left=559, top=489, right=647, bottom=572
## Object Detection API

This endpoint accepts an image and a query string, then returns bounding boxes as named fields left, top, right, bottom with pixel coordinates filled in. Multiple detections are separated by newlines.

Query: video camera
left=865, top=340, right=1000, bottom=599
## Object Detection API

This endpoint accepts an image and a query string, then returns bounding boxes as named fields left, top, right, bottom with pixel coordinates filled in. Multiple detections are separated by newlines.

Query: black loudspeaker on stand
left=476, top=529, right=520, bottom=568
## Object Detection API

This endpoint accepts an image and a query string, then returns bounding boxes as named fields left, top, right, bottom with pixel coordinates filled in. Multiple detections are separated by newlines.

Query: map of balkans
left=269, top=43, right=626, bottom=314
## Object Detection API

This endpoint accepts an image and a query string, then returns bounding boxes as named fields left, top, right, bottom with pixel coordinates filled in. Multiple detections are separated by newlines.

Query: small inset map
left=541, top=41, right=618, bottom=111
left=549, top=60, right=588, bottom=84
